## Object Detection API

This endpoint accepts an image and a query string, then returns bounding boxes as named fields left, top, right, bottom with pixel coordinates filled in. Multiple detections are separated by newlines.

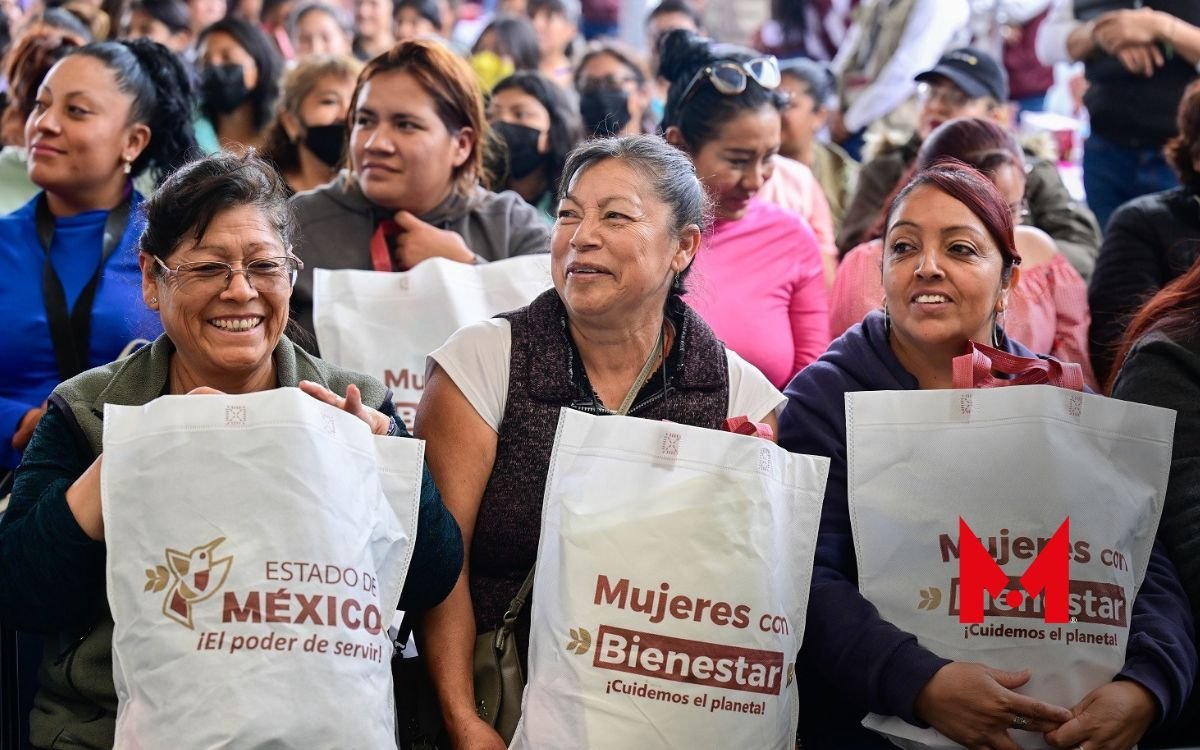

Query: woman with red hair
left=780, top=162, right=1195, bottom=750
left=830, top=117, right=1097, bottom=388
left=1110, top=254, right=1200, bottom=745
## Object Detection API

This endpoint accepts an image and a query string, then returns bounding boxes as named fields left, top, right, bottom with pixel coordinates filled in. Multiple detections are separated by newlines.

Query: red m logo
left=958, top=517, right=1070, bottom=624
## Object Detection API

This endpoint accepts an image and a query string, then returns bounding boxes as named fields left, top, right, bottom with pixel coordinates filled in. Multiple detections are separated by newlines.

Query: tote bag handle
left=952, top=341, right=1085, bottom=391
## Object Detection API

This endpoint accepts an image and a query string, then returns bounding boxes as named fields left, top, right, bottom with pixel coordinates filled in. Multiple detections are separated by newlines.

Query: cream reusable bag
left=313, top=255, right=551, bottom=429
left=510, top=409, right=829, bottom=750
left=847, top=386, right=1175, bottom=749
left=102, top=388, right=423, bottom=749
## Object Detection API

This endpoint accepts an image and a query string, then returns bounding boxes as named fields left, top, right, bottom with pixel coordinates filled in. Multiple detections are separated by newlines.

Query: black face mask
left=493, top=121, right=545, bottom=180
left=302, top=123, right=347, bottom=167
left=202, top=64, right=250, bottom=115
left=580, top=89, right=633, bottom=137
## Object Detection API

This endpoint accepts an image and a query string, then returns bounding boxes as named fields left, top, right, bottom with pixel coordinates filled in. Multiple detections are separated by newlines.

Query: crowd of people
left=0, top=0, right=1197, bottom=748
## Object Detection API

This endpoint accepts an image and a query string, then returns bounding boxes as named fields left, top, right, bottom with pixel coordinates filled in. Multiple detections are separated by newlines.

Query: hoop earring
left=993, top=310, right=1006, bottom=348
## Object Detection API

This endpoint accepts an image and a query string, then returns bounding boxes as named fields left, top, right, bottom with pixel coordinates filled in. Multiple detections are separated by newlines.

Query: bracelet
left=385, top=416, right=400, bottom=437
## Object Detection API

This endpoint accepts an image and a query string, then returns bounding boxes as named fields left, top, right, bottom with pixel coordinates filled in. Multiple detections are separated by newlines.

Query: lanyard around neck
left=36, top=191, right=133, bottom=382
left=614, top=323, right=667, bottom=417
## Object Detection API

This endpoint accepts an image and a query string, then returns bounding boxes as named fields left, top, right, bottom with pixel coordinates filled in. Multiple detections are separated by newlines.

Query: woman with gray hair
left=413, top=134, right=785, bottom=749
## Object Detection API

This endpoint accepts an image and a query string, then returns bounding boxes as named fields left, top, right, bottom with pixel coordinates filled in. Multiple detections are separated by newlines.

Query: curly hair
left=73, top=38, right=200, bottom=182
left=1165, top=78, right=1200, bottom=194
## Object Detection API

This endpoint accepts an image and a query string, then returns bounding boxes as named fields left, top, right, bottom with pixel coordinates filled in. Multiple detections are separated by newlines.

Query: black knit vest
left=468, top=290, right=729, bottom=655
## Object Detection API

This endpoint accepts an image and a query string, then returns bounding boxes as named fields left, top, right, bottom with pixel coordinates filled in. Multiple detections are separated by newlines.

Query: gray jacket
left=289, top=174, right=551, bottom=343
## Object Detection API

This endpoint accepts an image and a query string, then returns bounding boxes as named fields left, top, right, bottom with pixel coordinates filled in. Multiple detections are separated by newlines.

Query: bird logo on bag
left=144, top=537, right=234, bottom=629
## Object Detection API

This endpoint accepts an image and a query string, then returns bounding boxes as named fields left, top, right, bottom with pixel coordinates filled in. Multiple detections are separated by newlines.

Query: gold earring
left=150, top=296, right=157, bottom=304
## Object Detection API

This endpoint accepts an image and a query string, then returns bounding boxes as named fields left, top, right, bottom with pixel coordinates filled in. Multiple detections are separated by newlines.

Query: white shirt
left=833, top=0, right=972, bottom=133
left=1037, top=0, right=1079, bottom=65
left=429, top=319, right=786, bottom=433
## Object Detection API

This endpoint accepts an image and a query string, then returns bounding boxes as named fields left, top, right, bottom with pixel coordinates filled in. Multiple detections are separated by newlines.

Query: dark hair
left=558, top=134, right=712, bottom=305
left=780, top=57, right=833, bottom=109
left=4, top=24, right=85, bottom=126
left=37, top=7, right=95, bottom=40
left=885, top=159, right=1019, bottom=283
left=645, top=0, right=702, bottom=30
left=490, top=71, right=582, bottom=195
left=473, top=14, right=539, bottom=71
left=658, top=29, right=785, bottom=152
left=1108, top=252, right=1200, bottom=393
left=528, top=0, right=579, bottom=22
left=864, top=118, right=1026, bottom=250
left=350, top=38, right=489, bottom=195
left=287, top=1, right=353, bottom=42
left=71, top=39, right=199, bottom=181
left=574, top=39, right=648, bottom=87
left=394, top=0, right=439, bottom=27
left=0, top=15, right=10, bottom=64
left=1165, top=78, right=1200, bottom=194
left=140, top=150, right=294, bottom=261
left=198, top=17, right=283, bottom=130
left=130, top=0, right=191, bottom=34
left=261, top=53, right=361, bottom=175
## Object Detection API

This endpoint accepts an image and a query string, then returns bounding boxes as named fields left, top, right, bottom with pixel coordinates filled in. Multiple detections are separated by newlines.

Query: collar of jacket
left=329, top=169, right=482, bottom=229
left=514, top=289, right=728, bottom=405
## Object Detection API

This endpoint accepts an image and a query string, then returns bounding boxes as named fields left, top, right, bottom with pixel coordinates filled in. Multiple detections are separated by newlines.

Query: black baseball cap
left=915, top=47, right=1009, bottom=103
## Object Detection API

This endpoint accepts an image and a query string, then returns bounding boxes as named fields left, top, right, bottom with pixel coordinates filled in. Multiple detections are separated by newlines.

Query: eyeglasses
left=677, top=56, right=781, bottom=108
left=153, top=255, right=303, bottom=292
left=917, top=81, right=972, bottom=109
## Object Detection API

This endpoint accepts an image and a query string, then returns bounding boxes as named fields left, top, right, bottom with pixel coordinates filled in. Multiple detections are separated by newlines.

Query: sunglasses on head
left=677, top=56, right=782, bottom=107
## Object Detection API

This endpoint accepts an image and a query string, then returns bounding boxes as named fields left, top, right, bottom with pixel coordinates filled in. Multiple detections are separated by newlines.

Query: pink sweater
left=685, top=199, right=831, bottom=388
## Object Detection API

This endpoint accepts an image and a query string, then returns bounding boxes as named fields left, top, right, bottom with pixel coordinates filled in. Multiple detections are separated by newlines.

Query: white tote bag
left=102, top=388, right=424, bottom=750
left=510, top=409, right=829, bottom=750
left=313, top=255, right=552, bottom=429
left=847, top=385, right=1175, bottom=749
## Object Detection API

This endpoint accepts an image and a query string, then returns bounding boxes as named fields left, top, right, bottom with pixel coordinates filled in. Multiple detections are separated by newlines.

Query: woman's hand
left=65, top=454, right=105, bottom=541
left=1043, top=681, right=1157, bottom=750
left=448, top=715, right=507, bottom=750
left=392, top=210, right=475, bottom=268
left=1093, top=8, right=1167, bottom=53
left=12, top=402, right=47, bottom=450
left=298, top=381, right=391, bottom=435
left=915, top=662, right=1073, bottom=750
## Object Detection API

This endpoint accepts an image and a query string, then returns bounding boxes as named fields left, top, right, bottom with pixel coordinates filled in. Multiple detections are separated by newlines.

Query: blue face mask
left=649, top=96, right=665, bottom=123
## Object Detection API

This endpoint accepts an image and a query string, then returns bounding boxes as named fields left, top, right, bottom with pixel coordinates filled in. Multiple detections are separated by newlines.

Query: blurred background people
left=288, top=0, right=354, bottom=57
left=352, top=0, right=393, bottom=58
left=261, top=53, right=360, bottom=194
left=1037, top=0, right=1200, bottom=231
left=574, top=39, right=654, bottom=136
left=486, top=70, right=581, bottom=220
left=197, top=17, right=283, bottom=150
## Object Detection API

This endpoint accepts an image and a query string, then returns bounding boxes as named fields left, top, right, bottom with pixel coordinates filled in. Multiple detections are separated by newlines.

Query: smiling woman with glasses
left=0, top=151, right=465, bottom=748
left=659, top=29, right=830, bottom=390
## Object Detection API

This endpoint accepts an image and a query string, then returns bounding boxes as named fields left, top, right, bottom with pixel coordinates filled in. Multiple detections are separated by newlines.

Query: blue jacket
left=780, top=311, right=1197, bottom=749
left=0, top=192, right=162, bottom=469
